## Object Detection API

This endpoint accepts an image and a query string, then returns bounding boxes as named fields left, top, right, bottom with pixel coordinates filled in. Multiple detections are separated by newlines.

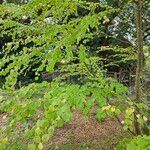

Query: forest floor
left=0, top=109, right=132, bottom=150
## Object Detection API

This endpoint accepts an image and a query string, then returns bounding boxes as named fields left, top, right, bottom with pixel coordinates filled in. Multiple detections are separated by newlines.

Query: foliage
left=96, top=46, right=136, bottom=69
left=0, top=0, right=139, bottom=87
left=142, top=53, right=150, bottom=101
left=115, top=138, right=131, bottom=150
left=116, top=135, right=150, bottom=150
left=0, top=139, right=27, bottom=150
left=126, top=135, right=150, bottom=150
left=0, top=0, right=149, bottom=149
left=121, top=101, right=150, bottom=135
left=0, top=0, right=116, bottom=88
left=0, top=77, right=129, bottom=149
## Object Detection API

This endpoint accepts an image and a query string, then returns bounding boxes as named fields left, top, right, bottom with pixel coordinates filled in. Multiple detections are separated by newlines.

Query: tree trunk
left=134, top=0, right=144, bottom=135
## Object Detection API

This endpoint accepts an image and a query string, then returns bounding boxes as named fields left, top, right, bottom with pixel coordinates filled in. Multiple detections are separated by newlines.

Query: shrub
left=116, top=135, right=150, bottom=150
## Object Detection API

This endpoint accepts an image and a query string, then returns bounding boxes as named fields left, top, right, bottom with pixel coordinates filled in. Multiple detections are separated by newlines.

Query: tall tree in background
left=134, top=0, right=144, bottom=135
left=135, top=0, right=144, bottom=102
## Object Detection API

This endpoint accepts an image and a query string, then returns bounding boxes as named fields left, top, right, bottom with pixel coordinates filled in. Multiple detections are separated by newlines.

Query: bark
left=134, top=0, right=144, bottom=135
left=135, top=0, right=144, bottom=101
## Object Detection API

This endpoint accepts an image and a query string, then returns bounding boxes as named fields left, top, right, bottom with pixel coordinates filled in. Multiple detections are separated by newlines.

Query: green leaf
left=96, top=109, right=107, bottom=121
left=35, top=127, right=42, bottom=135
left=28, top=144, right=36, bottom=150
left=38, top=143, right=44, bottom=150
left=79, top=45, right=87, bottom=63
left=62, top=112, right=72, bottom=122
left=48, top=126, right=55, bottom=136
left=42, top=134, right=50, bottom=143
left=33, top=136, right=41, bottom=143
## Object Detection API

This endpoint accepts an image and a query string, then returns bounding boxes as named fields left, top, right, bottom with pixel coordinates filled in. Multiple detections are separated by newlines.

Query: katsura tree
left=0, top=0, right=139, bottom=82
left=0, top=0, right=116, bottom=87
left=0, top=0, right=128, bottom=149
left=0, top=0, right=149, bottom=149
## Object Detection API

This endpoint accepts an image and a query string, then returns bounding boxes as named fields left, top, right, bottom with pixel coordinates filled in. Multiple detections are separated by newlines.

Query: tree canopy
left=0, top=0, right=149, bottom=149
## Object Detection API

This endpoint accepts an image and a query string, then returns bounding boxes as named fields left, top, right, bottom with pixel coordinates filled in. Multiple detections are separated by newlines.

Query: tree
left=0, top=1, right=129, bottom=148
left=135, top=0, right=144, bottom=101
left=0, top=0, right=139, bottom=87
left=134, top=0, right=144, bottom=135
left=0, top=1, right=149, bottom=149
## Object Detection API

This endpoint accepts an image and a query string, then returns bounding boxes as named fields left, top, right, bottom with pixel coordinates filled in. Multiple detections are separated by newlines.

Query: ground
left=0, top=109, right=132, bottom=150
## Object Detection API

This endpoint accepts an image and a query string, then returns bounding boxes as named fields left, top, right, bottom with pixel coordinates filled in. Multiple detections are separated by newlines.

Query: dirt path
left=48, top=109, right=129, bottom=149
